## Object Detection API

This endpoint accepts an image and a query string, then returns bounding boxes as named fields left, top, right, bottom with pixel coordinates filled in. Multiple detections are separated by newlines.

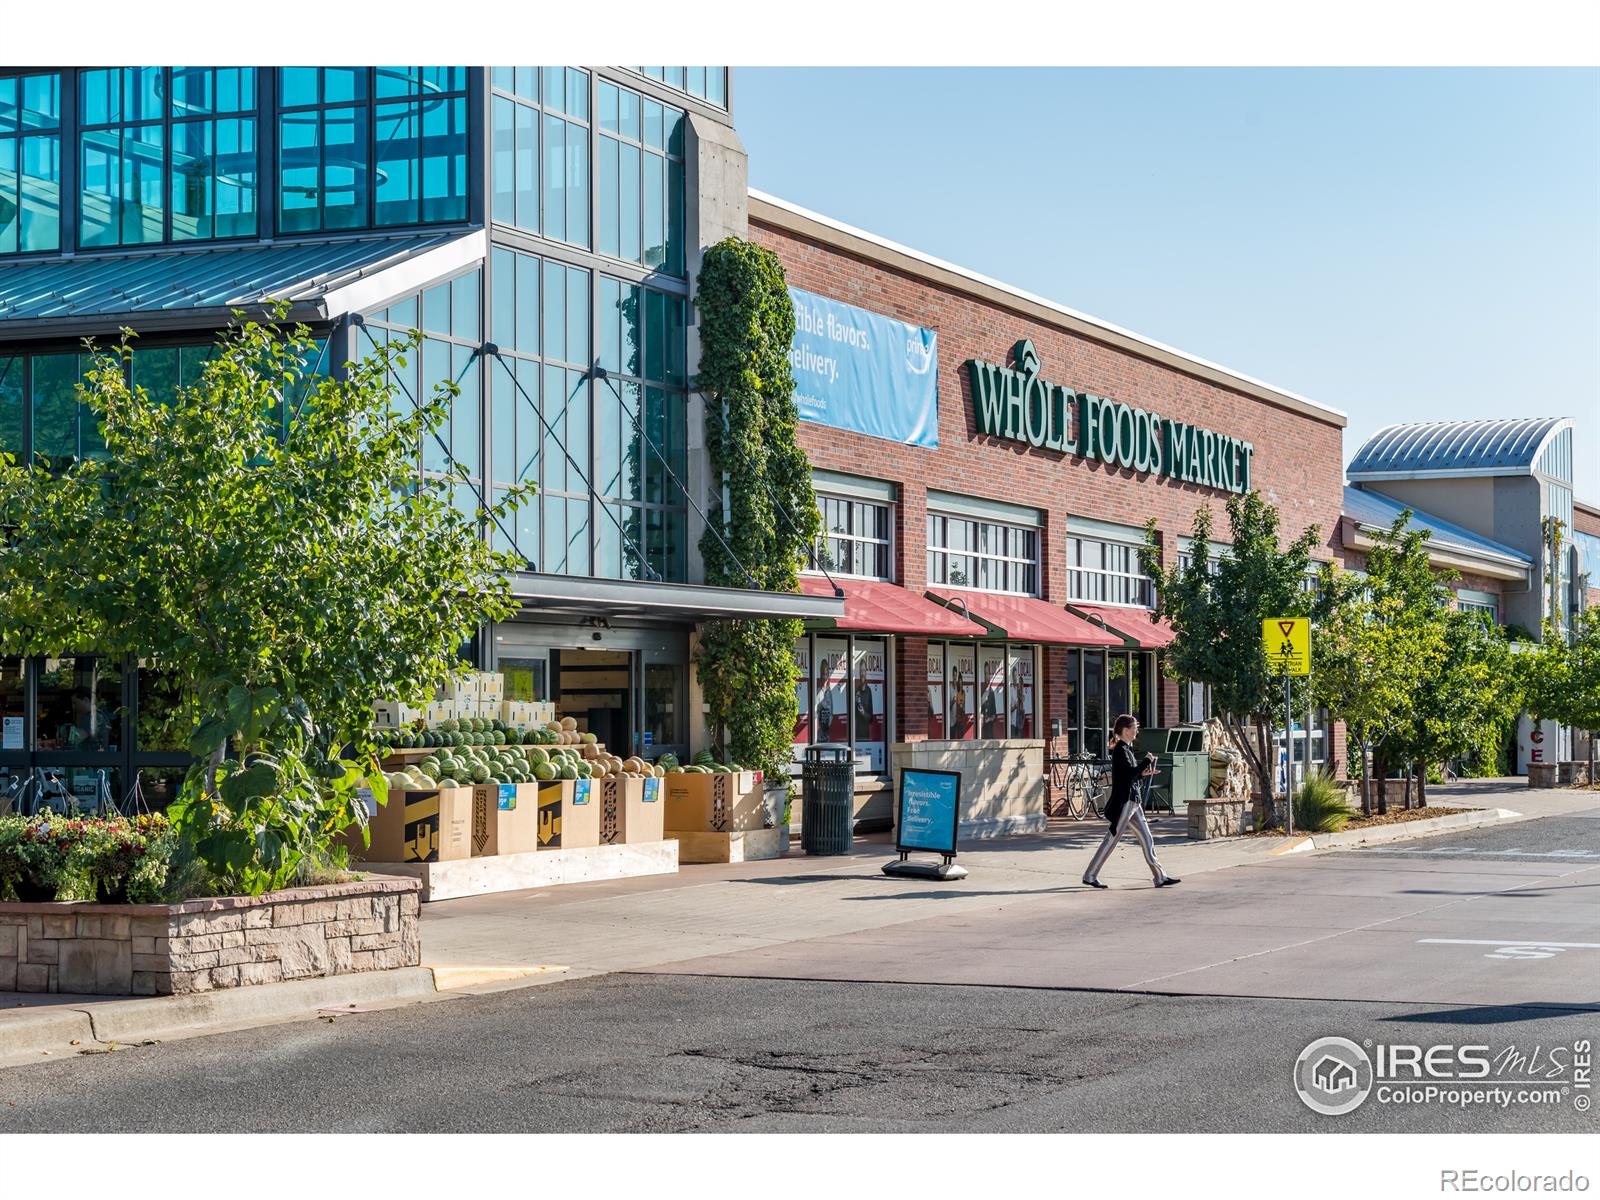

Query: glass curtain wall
left=0, top=71, right=62, bottom=253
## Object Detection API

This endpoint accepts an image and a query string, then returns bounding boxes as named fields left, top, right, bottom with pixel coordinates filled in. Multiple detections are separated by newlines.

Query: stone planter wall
left=0, top=876, right=420, bottom=996
left=889, top=739, right=1048, bottom=839
left=1187, top=797, right=1247, bottom=840
left=1527, top=763, right=1559, bottom=789
left=1557, top=761, right=1591, bottom=786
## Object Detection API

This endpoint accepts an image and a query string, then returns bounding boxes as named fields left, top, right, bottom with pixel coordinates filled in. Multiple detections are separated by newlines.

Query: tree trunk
left=1375, top=751, right=1389, bottom=815
left=1416, top=765, right=1428, bottom=808
left=1359, top=738, right=1372, bottom=818
left=1255, top=714, right=1277, bottom=827
left=1403, top=764, right=1413, bottom=810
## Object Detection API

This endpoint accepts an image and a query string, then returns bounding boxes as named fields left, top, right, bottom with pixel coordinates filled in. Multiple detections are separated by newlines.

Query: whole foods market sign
left=966, top=340, right=1254, bottom=494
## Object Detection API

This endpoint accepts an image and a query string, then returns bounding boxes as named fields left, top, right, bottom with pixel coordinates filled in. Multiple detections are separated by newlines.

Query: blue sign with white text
left=897, top=768, right=961, bottom=856
left=787, top=286, right=938, bottom=447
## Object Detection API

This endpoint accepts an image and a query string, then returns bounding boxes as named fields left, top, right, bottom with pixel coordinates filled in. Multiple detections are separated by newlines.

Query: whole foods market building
left=751, top=192, right=1349, bottom=826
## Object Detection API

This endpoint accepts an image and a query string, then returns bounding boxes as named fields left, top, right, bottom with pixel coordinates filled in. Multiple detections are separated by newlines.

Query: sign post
left=1262, top=618, right=1312, bottom=835
left=883, top=767, right=968, bottom=881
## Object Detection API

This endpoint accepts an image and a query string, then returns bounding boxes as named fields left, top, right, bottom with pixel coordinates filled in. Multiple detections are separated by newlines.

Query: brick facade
left=753, top=201, right=1348, bottom=796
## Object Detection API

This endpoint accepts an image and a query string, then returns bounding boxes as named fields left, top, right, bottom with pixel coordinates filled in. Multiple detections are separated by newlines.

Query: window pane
left=36, top=656, right=121, bottom=753
left=852, top=639, right=886, bottom=772
left=542, top=114, right=566, bottom=242
left=815, top=637, right=849, bottom=745
left=1008, top=647, right=1034, bottom=738
left=0, top=355, right=22, bottom=456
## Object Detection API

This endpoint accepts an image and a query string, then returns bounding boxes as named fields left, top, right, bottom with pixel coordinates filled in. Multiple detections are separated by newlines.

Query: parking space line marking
left=1416, top=939, right=1600, bottom=948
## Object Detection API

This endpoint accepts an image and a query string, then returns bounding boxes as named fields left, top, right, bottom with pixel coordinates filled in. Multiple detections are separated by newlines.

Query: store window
left=925, top=642, right=1036, bottom=743
left=1081, top=649, right=1106, bottom=753
left=0, top=71, right=62, bottom=254
left=490, top=67, right=590, bottom=248
left=1179, top=679, right=1213, bottom=726
left=946, top=643, right=977, bottom=740
left=1066, top=535, right=1153, bottom=607
left=811, top=493, right=892, bottom=581
left=134, top=663, right=190, bottom=753
left=1, top=656, right=22, bottom=752
left=29, top=351, right=101, bottom=470
left=277, top=68, right=367, bottom=234
left=643, top=660, right=685, bottom=753
left=925, top=644, right=945, bottom=739
left=1, top=354, right=23, bottom=458
left=926, top=512, right=1038, bottom=595
left=597, top=78, right=685, bottom=275
left=35, top=656, right=122, bottom=753
left=634, top=67, right=729, bottom=110
left=793, top=633, right=890, bottom=773
left=1008, top=646, right=1035, bottom=739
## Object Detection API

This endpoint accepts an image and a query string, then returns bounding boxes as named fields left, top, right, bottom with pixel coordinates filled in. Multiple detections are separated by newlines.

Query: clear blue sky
left=734, top=68, right=1600, bottom=495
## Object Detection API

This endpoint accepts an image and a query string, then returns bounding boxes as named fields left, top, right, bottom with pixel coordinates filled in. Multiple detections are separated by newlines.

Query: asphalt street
left=0, top=972, right=1591, bottom=1133
left=0, top=807, right=1593, bottom=1134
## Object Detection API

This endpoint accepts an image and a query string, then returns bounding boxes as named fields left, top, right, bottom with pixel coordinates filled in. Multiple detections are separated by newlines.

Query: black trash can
left=801, top=744, right=856, bottom=855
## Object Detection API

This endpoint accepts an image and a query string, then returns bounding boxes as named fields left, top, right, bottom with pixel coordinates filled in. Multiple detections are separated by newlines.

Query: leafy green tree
left=1522, top=608, right=1600, bottom=783
left=1395, top=607, right=1521, bottom=806
left=0, top=315, right=524, bottom=894
left=1141, top=491, right=1324, bottom=815
left=1313, top=512, right=1449, bottom=815
left=692, top=239, right=820, bottom=778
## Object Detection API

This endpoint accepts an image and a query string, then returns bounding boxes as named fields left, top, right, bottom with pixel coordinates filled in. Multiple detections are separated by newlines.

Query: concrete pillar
left=683, top=112, right=749, bottom=589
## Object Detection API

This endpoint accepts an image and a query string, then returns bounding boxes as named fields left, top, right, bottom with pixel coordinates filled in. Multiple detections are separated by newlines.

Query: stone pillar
left=683, top=113, right=749, bottom=588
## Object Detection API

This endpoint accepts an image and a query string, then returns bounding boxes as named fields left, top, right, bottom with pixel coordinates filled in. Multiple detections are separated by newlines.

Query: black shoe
left=1082, top=878, right=1109, bottom=890
left=1155, top=876, right=1181, bottom=887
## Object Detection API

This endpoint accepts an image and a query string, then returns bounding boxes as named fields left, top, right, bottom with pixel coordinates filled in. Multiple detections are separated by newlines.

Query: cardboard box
left=348, top=785, right=472, bottom=863
left=535, top=779, right=600, bottom=850
left=599, top=776, right=666, bottom=845
left=664, top=770, right=764, bottom=833
left=470, top=781, right=539, bottom=857
left=474, top=696, right=501, bottom=722
left=529, top=701, right=556, bottom=727
left=425, top=699, right=456, bottom=728
left=477, top=672, right=505, bottom=702
left=372, top=700, right=424, bottom=729
left=500, top=700, right=538, bottom=729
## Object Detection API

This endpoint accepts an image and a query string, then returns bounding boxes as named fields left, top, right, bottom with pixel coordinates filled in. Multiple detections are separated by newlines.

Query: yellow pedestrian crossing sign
left=1263, top=617, right=1311, bottom=676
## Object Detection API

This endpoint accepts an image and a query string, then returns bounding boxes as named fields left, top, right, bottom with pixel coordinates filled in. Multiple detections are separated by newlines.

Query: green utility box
left=1133, top=726, right=1210, bottom=810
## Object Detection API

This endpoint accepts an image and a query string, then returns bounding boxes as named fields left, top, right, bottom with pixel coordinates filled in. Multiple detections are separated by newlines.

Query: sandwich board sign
left=884, top=767, right=968, bottom=881
left=1262, top=617, right=1311, bottom=676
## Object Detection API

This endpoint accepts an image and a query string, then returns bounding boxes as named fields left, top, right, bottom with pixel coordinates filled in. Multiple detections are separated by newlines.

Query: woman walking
left=1082, top=714, right=1180, bottom=890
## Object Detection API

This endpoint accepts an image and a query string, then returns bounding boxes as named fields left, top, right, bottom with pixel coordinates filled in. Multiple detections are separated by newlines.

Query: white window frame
left=808, top=491, right=894, bottom=582
left=1066, top=535, right=1154, bottom=608
left=926, top=512, right=1039, bottom=596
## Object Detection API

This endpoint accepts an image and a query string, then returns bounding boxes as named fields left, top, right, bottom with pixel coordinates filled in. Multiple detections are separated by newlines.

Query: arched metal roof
left=1347, top=417, right=1573, bottom=480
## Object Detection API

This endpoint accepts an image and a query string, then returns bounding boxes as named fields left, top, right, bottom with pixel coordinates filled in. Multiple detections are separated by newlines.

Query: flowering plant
left=0, top=813, right=176, bottom=903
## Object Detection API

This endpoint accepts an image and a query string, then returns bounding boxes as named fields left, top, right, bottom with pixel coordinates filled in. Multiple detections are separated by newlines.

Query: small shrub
left=0, top=815, right=91, bottom=901
left=1293, top=769, right=1351, bottom=833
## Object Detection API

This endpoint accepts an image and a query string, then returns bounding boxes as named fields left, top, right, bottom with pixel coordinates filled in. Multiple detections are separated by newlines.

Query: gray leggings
left=1084, top=797, right=1167, bottom=884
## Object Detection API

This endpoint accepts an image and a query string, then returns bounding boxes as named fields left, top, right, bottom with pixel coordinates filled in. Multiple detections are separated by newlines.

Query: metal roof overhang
left=926, top=589, right=1123, bottom=646
left=798, top=575, right=989, bottom=636
left=506, top=572, right=846, bottom=624
left=1064, top=603, right=1178, bottom=650
left=0, top=229, right=486, bottom=342
left=1341, top=518, right=1531, bottom=583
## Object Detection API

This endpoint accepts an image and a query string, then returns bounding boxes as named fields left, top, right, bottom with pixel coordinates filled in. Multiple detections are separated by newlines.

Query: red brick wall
left=755, top=216, right=1347, bottom=770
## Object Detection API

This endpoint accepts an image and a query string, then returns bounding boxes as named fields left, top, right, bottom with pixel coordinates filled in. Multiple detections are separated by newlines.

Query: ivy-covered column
left=692, top=238, right=820, bottom=778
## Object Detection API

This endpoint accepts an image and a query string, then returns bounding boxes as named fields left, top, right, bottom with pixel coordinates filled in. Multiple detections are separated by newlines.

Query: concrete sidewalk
left=414, top=779, right=1586, bottom=983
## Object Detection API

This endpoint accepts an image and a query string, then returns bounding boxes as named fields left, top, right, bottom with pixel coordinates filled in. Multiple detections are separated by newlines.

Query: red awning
left=1066, top=604, right=1179, bottom=649
left=925, top=590, right=1123, bottom=646
left=799, top=576, right=989, bottom=636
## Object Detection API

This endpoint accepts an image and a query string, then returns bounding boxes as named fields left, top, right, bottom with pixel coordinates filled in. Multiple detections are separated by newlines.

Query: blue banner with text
left=787, top=286, right=938, bottom=447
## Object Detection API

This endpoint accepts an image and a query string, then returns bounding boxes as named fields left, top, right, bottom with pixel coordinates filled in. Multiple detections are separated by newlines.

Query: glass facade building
left=0, top=63, right=838, bottom=798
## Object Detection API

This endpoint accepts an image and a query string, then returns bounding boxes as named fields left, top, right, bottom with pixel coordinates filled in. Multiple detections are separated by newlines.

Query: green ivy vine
left=692, top=238, right=820, bottom=779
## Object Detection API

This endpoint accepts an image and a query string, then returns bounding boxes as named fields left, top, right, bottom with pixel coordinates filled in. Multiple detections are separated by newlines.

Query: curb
left=1, top=966, right=442, bottom=1068
left=1303, top=806, right=1520, bottom=851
